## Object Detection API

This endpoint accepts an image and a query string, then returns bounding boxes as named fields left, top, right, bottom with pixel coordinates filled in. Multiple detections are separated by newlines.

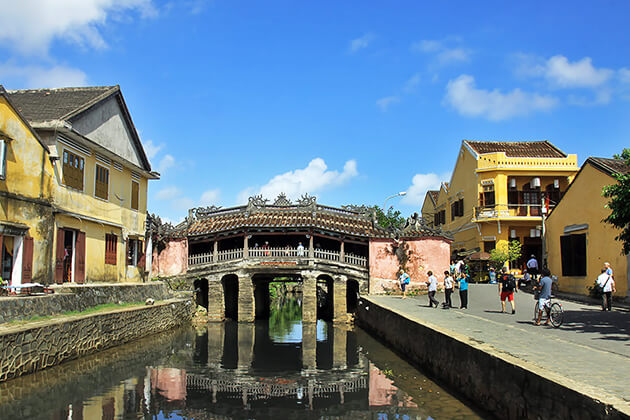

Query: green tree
left=489, top=240, right=523, bottom=269
left=602, top=150, right=630, bottom=254
left=374, top=206, right=405, bottom=229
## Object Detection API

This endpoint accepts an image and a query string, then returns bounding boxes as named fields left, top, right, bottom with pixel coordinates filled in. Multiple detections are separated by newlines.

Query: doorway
left=63, top=229, right=75, bottom=283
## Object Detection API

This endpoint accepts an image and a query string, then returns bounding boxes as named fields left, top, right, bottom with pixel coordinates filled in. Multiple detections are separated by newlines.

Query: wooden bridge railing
left=188, top=248, right=367, bottom=268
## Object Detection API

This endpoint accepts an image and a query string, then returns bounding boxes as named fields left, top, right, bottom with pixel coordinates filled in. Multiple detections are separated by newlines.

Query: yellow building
left=546, top=157, right=629, bottom=298
left=422, top=140, right=578, bottom=268
left=8, top=86, right=159, bottom=284
left=0, top=86, right=55, bottom=287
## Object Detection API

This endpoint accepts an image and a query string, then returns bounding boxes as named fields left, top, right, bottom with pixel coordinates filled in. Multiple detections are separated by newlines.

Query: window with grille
left=105, top=234, right=117, bottom=265
left=131, top=181, right=139, bottom=210
left=560, top=234, right=587, bottom=276
left=62, top=150, right=84, bottom=190
left=95, top=165, right=109, bottom=200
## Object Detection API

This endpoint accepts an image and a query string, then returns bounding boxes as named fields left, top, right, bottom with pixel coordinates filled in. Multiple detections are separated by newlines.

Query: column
left=243, top=234, right=249, bottom=258
left=308, top=234, right=314, bottom=258
left=302, top=322, right=317, bottom=371
left=238, top=273, right=255, bottom=322
left=332, top=327, right=347, bottom=369
left=237, top=322, right=254, bottom=372
left=340, top=240, right=345, bottom=263
left=207, top=276, right=225, bottom=321
left=333, top=276, right=347, bottom=323
left=213, top=240, right=218, bottom=261
left=302, top=272, right=317, bottom=323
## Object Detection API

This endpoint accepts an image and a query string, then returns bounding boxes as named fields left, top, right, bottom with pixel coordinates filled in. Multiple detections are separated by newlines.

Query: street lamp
left=383, top=191, right=407, bottom=211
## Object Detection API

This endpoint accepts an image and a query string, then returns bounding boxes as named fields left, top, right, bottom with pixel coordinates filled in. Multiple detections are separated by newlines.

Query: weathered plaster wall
left=357, top=298, right=629, bottom=420
left=0, top=282, right=176, bottom=323
left=0, top=298, right=194, bottom=382
left=368, top=237, right=450, bottom=294
left=152, top=238, right=188, bottom=277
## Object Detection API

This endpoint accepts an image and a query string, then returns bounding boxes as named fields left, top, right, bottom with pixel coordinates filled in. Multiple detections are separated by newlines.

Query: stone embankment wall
left=0, top=282, right=175, bottom=323
left=356, top=298, right=629, bottom=420
left=0, top=298, right=193, bottom=382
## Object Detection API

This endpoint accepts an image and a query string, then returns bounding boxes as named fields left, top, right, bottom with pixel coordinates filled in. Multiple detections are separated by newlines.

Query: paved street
left=366, top=284, right=630, bottom=408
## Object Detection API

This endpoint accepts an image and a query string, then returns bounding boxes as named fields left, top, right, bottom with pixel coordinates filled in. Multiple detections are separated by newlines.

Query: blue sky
left=1, top=1, right=629, bottom=223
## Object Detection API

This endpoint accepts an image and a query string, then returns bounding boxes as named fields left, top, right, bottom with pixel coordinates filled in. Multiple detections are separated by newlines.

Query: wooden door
left=75, top=231, right=86, bottom=284
left=22, top=236, right=33, bottom=283
left=55, top=228, right=65, bottom=284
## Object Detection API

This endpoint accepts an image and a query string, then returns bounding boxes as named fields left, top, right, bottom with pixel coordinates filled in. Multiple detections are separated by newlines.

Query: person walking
left=498, top=267, right=517, bottom=314
left=535, top=268, right=553, bottom=326
left=457, top=272, right=468, bottom=309
left=527, top=254, right=539, bottom=280
left=604, top=262, right=614, bottom=277
left=398, top=269, right=410, bottom=299
left=443, top=270, right=454, bottom=308
left=597, top=268, right=616, bottom=311
left=426, top=271, right=439, bottom=307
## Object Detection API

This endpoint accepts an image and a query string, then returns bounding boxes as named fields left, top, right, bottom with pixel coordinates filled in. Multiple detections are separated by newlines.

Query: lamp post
left=382, top=191, right=407, bottom=211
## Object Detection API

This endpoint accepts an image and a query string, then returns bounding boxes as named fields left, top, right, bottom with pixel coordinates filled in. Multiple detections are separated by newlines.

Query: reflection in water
left=0, top=296, right=483, bottom=419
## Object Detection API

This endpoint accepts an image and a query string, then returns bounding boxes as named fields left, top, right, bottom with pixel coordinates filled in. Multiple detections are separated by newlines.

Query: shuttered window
left=105, top=234, right=117, bottom=265
left=560, top=234, right=587, bottom=276
left=95, top=165, right=109, bottom=200
left=0, top=139, right=7, bottom=179
left=131, top=181, right=139, bottom=210
left=62, top=150, right=84, bottom=190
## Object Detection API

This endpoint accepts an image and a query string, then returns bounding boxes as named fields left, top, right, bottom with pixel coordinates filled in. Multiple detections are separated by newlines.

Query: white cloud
left=0, top=63, right=88, bottom=88
left=444, top=74, right=557, bottom=121
left=376, top=96, right=400, bottom=112
left=155, top=186, right=181, bottom=201
left=618, top=68, right=630, bottom=84
left=401, top=173, right=451, bottom=206
left=403, top=73, right=421, bottom=93
left=157, top=154, right=175, bottom=173
left=411, top=39, right=471, bottom=66
left=200, top=189, right=220, bottom=206
left=237, top=158, right=358, bottom=204
left=0, top=0, right=155, bottom=55
left=349, top=34, right=373, bottom=53
left=143, top=139, right=163, bottom=160
left=544, top=55, right=613, bottom=88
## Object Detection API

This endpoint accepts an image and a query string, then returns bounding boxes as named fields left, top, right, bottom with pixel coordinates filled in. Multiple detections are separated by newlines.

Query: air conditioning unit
left=554, top=179, right=560, bottom=189
left=509, top=178, right=516, bottom=188
left=531, top=177, right=541, bottom=188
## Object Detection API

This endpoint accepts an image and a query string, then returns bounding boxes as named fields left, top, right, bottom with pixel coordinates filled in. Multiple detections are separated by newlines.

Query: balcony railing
left=475, top=203, right=550, bottom=219
left=188, top=247, right=367, bottom=268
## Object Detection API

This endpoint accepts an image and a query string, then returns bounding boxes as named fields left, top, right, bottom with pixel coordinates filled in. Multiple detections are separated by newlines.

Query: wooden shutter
left=105, top=234, right=117, bottom=265
left=21, top=236, right=33, bottom=283
left=137, top=240, right=145, bottom=269
left=55, top=228, right=65, bottom=284
left=95, top=165, right=109, bottom=200
left=126, top=240, right=130, bottom=266
left=131, top=181, right=139, bottom=210
left=76, top=231, right=86, bottom=284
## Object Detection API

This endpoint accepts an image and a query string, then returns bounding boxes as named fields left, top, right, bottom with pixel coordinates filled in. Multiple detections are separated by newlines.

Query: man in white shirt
left=526, top=255, right=539, bottom=279
left=426, top=271, right=439, bottom=308
left=597, top=268, right=616, bottom=311
left=297, top=242, right=305, bottom=257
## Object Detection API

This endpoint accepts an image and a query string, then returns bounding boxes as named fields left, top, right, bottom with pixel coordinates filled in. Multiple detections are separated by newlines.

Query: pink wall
left=368, top=363, right=417, bottom=407
left=152, top=238, right=188, bottom=277
left=369, top=237, right=451, bottom=294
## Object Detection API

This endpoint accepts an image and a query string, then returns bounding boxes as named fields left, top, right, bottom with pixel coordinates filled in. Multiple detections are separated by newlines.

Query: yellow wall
left=0, top=96, right=55, bottom=282
left=546, top=163, right=628, bottom=297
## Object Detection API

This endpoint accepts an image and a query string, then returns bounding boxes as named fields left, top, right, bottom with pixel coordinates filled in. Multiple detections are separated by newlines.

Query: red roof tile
left=464, top=140, right=567, bottom=158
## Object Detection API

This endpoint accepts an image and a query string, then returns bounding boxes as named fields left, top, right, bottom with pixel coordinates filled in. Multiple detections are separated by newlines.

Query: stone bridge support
left=238, top=273, right=255, bottom=322
left=302, top=272, right=317, bottom=323
left=207, top=275, right=224, bottom=321
left=302, top=322, right=317, bottom=371
left=237, top=323, right=254, bottom=372
left=333, top=275, right=348, bottom=324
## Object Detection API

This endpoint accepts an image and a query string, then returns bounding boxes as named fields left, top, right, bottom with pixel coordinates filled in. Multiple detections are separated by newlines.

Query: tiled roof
left=428, top=190, right=439, bottom=204
left=187, top=206, right=390, bottom=238
left=587, top=157, right=630, bottom=177
left=7, top=86, right=117, bottom=122
left=464, top=140, right=567, bottom=158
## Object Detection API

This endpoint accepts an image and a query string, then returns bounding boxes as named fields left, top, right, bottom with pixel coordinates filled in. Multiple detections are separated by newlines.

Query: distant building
left=546, top=157, right=629, bottom=299
left=7, top=86, right=159, bottom=283
left=0, top=86, right=55, bottom=287
left=422, top=140, right=578, bottom=268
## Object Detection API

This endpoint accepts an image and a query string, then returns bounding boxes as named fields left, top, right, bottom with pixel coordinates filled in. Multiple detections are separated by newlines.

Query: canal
left=0, top=296, right=484, bottom=419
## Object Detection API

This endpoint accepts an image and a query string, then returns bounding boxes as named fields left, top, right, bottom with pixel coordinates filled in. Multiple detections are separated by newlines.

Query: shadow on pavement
left=557, top=308, right=630, bottom=342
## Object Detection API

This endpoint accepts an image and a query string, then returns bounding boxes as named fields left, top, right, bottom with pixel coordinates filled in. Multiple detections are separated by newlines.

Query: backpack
left=404, top=275, right=410, bottom=285
left=502, top=274, right=515, bottom=291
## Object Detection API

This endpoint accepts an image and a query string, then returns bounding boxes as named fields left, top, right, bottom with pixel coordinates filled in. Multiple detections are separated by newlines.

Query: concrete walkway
left=365, top=284, right=630, bottom=412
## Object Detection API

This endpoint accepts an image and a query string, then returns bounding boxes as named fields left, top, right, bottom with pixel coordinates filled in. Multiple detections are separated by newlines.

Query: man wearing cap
left=526, top=254, right=539, bottom=280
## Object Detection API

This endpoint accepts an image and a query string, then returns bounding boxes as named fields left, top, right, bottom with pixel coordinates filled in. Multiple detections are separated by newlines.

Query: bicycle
left=533, top=297, right=564, bottom=328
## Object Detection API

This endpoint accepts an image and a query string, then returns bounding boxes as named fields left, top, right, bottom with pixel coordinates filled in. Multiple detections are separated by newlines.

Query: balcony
left=474, top=204, right=547, bottom=220
left=188, top=246, right=368, bottom=268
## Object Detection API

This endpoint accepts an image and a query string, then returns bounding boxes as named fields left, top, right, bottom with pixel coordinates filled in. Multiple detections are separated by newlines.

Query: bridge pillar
left=302, top=322, right=317, bottom=370
left=237, top=323, right=254, bottom=372
left=332, top=327, right=347, bottom=369
left=207, top=322, right=224, bottom=368
left=238, top=273, right=255, bottom=322
left=207, top=276, right=224, bottom=321
left=333, top=276, right=349, bottom=324
left=302, top=273, right=317, bottom=323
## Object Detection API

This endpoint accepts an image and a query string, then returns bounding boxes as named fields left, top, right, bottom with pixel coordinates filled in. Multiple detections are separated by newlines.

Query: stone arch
left=346, top=279, right=359, bottom=313
left=317, top=274, right=334, bottom=321
left=221, top=274, right=239, bottom=321
left=193, top=278, right=209, bottom=309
